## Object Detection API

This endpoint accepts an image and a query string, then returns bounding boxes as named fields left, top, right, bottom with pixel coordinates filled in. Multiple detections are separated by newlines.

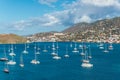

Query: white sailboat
left=43, top=45, right=48, bottom=52
left=23, top=43, right=28, bottom=54
left=81, top=50, right=93, bottom=68
left=9, top=44, right=16, bottom=56
left=103, top=43, right=109, bottom=53
left=99, top=42, right=104, bottom=49
left=31, top=46, right=40, bottom=64
left=56, top=42, right=59, bottom=49
left=70, top=42, right=73, bottom=47
left=53, top=48, right=61, bottom=60
left=52, top=42, right=56, bottom=50
left=108, top=42, right=113, bottom=50
left=7, top=44, right=16, bottom=65
left=64, top=45, right=69, bottom=58
left=19, top=53, right=24, bottom=67
left=36, top=43, right=40, bottom=54
left=27, top=43, right=29, bottom=48
left=51, top=49, right=57, bottom=56
left=72, top=42, right=79, bottom=53
left=8, top=45, right=11, bottom=53
left=80, top=45, right=85, bottom=56
left=7, top=56, right=16, bottom=65
left=88, top=45, right=92, bottom=59
left=3, top=61, right=9, bottom=73
left=0, top=46, right=8, bottom=61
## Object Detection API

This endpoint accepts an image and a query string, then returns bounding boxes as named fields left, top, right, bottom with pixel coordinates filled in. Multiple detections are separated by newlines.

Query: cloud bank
left=5, top=0, right=120, bottom=35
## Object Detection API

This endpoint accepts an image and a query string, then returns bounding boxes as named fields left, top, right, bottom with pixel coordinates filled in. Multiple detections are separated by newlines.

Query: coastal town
left=27, top=17, right=120, bottom=43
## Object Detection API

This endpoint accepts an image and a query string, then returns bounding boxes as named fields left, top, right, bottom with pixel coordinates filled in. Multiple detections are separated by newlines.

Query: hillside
left=0, top=34, right=27, bottom=43
left=63, top=17, right=120, bottom=33
left=63, top=22, right=89, bottom=33
left=61, top=17, right=120, bottom=41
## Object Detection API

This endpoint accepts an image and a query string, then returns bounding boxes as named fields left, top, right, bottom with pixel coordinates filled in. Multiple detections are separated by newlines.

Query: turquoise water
left=0, top=42, right=120, bottom=80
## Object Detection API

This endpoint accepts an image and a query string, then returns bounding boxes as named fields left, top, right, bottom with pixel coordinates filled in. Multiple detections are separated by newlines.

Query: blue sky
left=0, top=0, right=120, bottom=35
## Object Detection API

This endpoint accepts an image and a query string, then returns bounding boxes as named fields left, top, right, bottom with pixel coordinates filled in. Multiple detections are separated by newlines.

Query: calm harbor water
left=0, top=42, right=120, bottom=80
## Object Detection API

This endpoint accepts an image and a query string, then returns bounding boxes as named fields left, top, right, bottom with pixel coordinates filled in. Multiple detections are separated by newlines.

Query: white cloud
left=6, top=0, right=120, bottom=35
left=38, top=0, right=57, bottom=7
left=81, top=0, right=120, bottom=7
left=79, top=15, right=92, bottom=23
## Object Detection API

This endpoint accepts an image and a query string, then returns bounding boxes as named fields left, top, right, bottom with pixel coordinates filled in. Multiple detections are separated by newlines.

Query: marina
left=0, top=42, right=119, bottom=80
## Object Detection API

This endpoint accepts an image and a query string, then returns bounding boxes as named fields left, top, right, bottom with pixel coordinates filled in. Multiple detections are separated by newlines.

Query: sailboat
left=3, top=61, right=9, bottom=73
left=99, top=42, right=104, bottom=49
left=0, top=46, right=8, bottom=61
left=52, top=42, right=56, bottom=50
left=80, top=45, right=85, bottom=56
left=108, top=42, right=113, bottom=50
left=51, top=49, right=57, bottom=56
left=7, top=44, right=16, bottom=65
left=56, top=42, right=59, bottom=49
left=64, top=45, right=69, bottom=58
left=22, top=43, right=28, bottom=54
left=31, top=45, right=40, bottom=64
left=88, top=45, right=92, bottom=59
left=81, top=50, right=93, bottom=68
left=7, top=56, right=16, bottom=65
left=72, top=42, right=79, bottom=53
left=9, top=44, right=16, bottom=56
left=27, top=43, right=29, bottom=48
left=103, top=43, right=109, bottom=53
left=43, top=45, right=48, bottom=52
left=8, top=45, right=11, bottom=53
left=53, top=48, right=61, bottom=60
left=19, top=53, right=24, bottom=67
left=70, top=42, right=73, bottom=47
left=35, top=43, right=40, bottom=54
